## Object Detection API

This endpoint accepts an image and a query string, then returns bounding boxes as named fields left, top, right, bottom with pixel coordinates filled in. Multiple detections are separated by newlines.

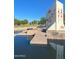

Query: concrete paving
left=30, top=31, right=47, bottom=45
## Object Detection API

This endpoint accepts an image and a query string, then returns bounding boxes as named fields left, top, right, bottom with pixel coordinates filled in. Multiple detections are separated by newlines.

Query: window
left=58, top=10, right=59, bottom=13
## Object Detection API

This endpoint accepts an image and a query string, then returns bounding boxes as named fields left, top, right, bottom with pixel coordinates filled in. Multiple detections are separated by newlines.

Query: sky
left=14, top=0, right=65, bottom=22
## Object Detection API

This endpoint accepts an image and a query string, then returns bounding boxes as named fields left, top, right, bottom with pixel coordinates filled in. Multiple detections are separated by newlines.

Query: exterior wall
left=46, top=1, right=65, bottom=59
left=56, top=1, right=64, bottom=31
left=46, top=0, right=64, bottom=31
left=46, top=1, right=56, bottom=30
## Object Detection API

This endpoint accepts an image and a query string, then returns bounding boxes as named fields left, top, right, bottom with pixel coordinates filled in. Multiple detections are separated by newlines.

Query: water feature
left=14, top=31, right=56, bottom=59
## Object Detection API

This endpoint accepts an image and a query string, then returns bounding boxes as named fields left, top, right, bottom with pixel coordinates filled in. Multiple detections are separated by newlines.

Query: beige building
left=46, top=0, right=65, bottom=59
left=46, top=0, right=64, bottom=32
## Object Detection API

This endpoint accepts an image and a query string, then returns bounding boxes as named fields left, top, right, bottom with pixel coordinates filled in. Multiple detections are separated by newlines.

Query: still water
left=14, top=31, right=56, bottom=59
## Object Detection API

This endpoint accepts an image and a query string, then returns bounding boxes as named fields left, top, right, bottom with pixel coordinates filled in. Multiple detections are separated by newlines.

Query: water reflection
left=14, top=35, right=52, bottom=59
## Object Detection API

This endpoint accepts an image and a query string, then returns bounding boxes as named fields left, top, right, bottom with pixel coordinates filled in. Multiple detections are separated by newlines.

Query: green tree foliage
left=21, top=19, right=28, bottom=24
left=14, top=17, right=46, bottom=26
left=24, top=19, right=28, bottom=24
left=14, top=18, right=21, bottom=25
left=30, top=20, right=38, bottom=25
left=38, top=17, right=46, bottom=25
left=14, top=18, right=28, bottom=25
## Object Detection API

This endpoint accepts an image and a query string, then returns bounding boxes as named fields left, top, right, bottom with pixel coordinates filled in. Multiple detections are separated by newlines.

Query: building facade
left=46, top=0, right=64, bottom=32
left=46, top=0, right=65, bottom=59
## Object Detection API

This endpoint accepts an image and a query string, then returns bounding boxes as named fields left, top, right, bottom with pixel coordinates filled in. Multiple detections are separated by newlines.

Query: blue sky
left=14, top=0, right=65, bottom=22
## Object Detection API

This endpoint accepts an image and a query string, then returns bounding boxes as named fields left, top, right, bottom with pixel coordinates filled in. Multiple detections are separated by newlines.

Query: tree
left=20, top=19, right=28, bottom=24
left=31, top=20, right=38, bottom=25
left=14, top=18, right=29, bottom=25
left=24, top=19, right=28, bottom=24
left=38, top=17, right=46, bottom=25
left=14, top=18, right=21, bottom=25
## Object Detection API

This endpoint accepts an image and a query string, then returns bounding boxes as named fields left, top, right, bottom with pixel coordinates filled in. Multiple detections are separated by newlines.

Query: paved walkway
left=30, top=31, right=47, bottom=45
